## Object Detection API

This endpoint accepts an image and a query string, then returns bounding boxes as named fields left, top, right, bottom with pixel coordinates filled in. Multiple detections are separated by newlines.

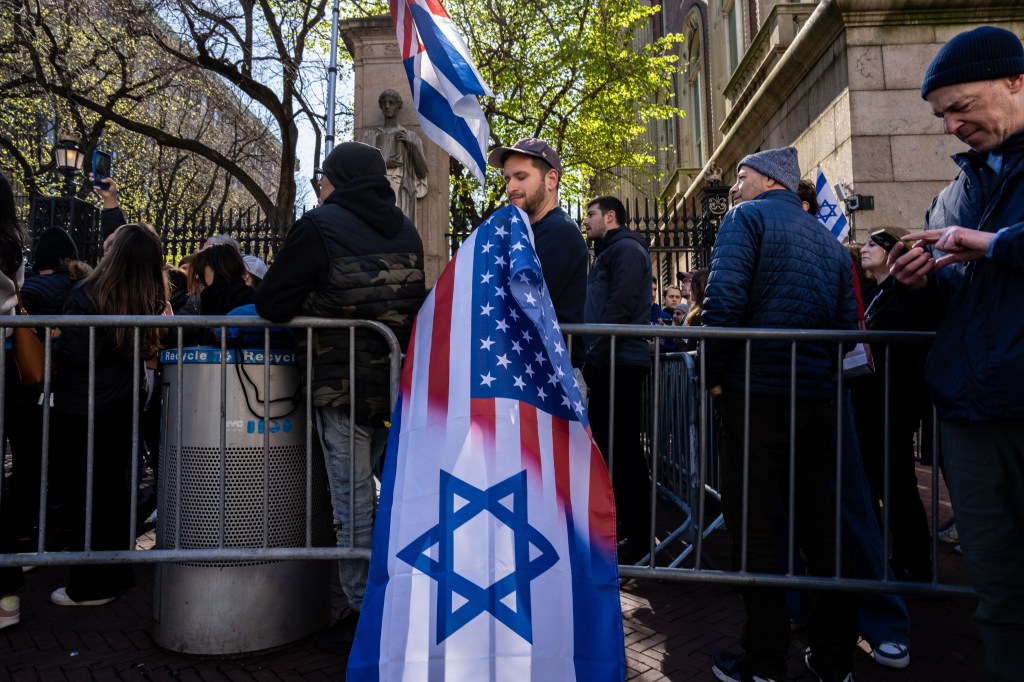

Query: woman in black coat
left=50, top=223, right=168, bottom=606
left=850, top=230, right=934, bottom=582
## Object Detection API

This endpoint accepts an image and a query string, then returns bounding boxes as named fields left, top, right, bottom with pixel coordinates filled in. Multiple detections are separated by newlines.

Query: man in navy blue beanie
left=892, top=25, right=1024, bottom=681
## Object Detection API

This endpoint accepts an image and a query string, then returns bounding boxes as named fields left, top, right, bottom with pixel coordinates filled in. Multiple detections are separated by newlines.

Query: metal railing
left=564, top=322, right=973, bottom=599
left=0, top=316, right=399, bottom=567
left=0, top=317, right=974, bottom=600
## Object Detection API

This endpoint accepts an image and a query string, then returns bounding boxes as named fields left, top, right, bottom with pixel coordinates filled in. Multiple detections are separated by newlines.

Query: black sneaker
left=314, top=608, right=359, bottom=652
left=711, top=651, right=779, bottom=682
left=804, top=647, right=853, bottom=682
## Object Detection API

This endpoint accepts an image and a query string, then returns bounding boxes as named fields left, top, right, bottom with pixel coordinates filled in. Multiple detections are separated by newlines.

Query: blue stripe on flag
left=407, top=59, right=488, bottom=176
left=568, top=514, right=627, bottom=679
left=408, top=5, right=489, bottom=96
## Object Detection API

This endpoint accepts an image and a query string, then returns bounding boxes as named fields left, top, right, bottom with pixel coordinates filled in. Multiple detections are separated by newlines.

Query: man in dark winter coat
left=255, top=141, right=426, bottom=631
left=703, top=147, right=858, bottom=682
left=581, top=195, right=652, bottom=564
left=890, top=26, right=1024, bottom=680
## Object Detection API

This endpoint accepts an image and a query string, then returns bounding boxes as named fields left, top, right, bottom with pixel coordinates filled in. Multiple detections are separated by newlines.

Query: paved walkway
left=1, top=465, right=983, bottom=680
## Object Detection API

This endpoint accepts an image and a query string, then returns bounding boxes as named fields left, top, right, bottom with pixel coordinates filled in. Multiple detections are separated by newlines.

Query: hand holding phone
left=91, top=150, right=112, bottom=190
left=869, top=229, right=906, bottom=253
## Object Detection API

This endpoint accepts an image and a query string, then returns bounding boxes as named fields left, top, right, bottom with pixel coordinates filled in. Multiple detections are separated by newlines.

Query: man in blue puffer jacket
left=704, top=147, right=858, bottom=682
left=890, top=26, right=1024, bottom=681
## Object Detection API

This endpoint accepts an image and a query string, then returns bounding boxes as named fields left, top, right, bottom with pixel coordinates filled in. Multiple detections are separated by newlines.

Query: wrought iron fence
left=23, top=189, right=727, bottom=286
left=447, top=193, right=725, bottom=294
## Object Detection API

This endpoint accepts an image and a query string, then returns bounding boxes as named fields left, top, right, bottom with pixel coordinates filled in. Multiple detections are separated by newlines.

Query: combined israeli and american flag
left=390, top=0, right=492, bottom=184
left=347, top=205, right=625, bottom=680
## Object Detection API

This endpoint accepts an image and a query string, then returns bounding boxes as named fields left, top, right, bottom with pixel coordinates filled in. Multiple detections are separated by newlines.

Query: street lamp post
left=53, top=131, right=86, bottom=197
left=28, top=130, right=99, bottom=266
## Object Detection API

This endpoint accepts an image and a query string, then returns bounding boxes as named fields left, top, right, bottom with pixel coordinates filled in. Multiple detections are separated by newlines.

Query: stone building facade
left=655, top=0, right=1023, bottom=243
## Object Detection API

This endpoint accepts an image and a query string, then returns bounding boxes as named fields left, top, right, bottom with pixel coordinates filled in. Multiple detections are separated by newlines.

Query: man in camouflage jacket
left=256, top=141, right=425, bottom=627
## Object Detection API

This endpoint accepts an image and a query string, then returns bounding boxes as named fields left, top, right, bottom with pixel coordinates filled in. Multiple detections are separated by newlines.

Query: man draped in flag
left=347, top=204, right=625, bottom=680
left=390, top=0, right=492, bottom=184
left=814, top=168, right=850, bottom=241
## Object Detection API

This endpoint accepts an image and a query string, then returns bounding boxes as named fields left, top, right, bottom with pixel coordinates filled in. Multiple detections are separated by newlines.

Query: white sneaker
left=50, top=587, right=115, bottom=607
left=872, top=641, right=910, bottom=669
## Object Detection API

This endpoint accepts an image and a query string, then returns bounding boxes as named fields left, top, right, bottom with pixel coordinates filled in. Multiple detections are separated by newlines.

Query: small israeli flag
left=815, top=168, right=850, bottom=241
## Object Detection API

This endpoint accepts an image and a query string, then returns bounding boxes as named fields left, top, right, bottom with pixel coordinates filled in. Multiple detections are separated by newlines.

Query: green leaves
left=358, top=0, right=683, bottom=224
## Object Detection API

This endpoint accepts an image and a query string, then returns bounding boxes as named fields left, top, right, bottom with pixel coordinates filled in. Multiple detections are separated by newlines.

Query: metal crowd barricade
left=0, top=316, right=400, bottom=567
left=563, top=322, right=975, bottom=599
left=640, top=351, right=725, bottom=568
left=0, top=317, right=976, bottom=605
left=0, top=315, right=401, bottom=652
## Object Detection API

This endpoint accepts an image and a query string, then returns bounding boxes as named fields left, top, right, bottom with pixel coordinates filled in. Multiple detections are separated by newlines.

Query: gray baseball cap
left=487, top=137, right=562, bottom=175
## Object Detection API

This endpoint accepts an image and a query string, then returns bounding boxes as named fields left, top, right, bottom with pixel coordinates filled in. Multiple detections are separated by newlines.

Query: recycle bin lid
left=159, top=347, right=296, bottom=365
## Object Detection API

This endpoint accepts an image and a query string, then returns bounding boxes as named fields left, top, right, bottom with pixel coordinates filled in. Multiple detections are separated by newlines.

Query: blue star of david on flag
left=815, top=168, right=850, bottom=241
left=817, top=198, right=839, bottom=222
left=396, top=470, right=559, bottom=644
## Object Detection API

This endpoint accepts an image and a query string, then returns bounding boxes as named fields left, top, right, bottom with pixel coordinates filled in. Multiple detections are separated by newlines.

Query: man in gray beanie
left=703, top=147, right=859, bottom=682
left=255, top=141, right=426, bottom=639
left=890, top=25, right=1024, bottom=681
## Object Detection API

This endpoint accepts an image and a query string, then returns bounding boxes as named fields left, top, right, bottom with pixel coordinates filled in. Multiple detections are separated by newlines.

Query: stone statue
left=704, top=162, right=724, bottom=187
left=360, top=89, right=428, bottom=224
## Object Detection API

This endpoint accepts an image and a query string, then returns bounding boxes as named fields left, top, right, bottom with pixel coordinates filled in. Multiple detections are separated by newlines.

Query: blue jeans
left=314, top=408, right=385, bottom=612
left=941, top=420, right=1024, bottom=682
left=787, top=399, right=910, bottom=647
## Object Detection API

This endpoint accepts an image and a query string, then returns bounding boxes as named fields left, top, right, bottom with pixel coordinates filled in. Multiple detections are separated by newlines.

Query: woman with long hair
left=188, top=243, right=253, bottom=316
left=50, top=222, right=168, bottom=606
left=678, top=268, right=709, bottom=352
left=684, top=268, right=709, bottom=328
left=0, top=173, right=26, bottom=628
left=851, top=227, right=934, bottom=582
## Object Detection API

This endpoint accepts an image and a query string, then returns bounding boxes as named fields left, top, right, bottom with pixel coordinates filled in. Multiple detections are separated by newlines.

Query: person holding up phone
left=888, top=26, right=1024, bottom=680
left=88, top=168, right=127, bottom=253
left=91, top=150, right=112, bottom=191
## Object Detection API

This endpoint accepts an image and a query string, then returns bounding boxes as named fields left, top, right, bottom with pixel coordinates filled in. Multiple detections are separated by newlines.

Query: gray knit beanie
left=921, top=26, right=1024, bottom=99
left=737, top=147, right=800, bottom=192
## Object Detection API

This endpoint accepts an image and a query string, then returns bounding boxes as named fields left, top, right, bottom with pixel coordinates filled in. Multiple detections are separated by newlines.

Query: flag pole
left=324, top=0, right=342, bottom=159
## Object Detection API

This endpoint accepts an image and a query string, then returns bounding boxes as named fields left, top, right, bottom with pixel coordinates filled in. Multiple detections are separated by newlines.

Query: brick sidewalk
left=1, top=465, right=984, bottom=681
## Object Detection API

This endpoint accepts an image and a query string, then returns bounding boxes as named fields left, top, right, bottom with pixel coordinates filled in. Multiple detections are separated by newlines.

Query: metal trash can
left=153, top=346, right=332, bottom=655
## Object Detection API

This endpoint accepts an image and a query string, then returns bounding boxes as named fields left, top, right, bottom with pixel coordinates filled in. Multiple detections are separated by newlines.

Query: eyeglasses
left=311, top=168, right=324, bottom=194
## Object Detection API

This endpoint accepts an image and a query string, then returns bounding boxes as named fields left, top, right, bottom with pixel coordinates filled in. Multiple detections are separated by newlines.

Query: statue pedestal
left=340, top=16, right=450, bottom=289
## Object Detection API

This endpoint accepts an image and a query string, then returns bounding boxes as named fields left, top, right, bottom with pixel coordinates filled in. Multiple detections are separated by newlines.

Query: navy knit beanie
left=737, top=147, right=801, bottom=192
left=921, top=26, right=1024, bottom=99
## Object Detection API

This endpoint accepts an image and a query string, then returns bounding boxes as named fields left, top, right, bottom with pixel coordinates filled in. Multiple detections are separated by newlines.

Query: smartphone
left=92, top=150, right=112, bottom=189
left=869, top=229, right=904, bottom=252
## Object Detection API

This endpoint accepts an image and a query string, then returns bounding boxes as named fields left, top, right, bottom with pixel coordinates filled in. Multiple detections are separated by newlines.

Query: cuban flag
left=815, top=167, right=850, bottom=241
left=347, top=205, right=625, bottom=680
left=390, top=0, right=493, bottom=184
